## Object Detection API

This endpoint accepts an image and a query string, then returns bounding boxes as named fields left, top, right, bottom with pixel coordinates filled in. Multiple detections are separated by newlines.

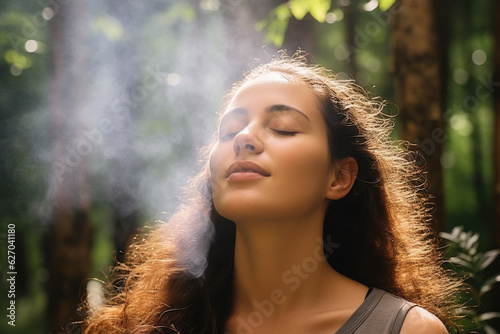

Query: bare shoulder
left=400, top=306, right=448, bottom=334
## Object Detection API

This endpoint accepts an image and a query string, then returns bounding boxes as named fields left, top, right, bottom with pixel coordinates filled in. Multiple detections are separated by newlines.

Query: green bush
left=441, top=226, right=500, bottom=333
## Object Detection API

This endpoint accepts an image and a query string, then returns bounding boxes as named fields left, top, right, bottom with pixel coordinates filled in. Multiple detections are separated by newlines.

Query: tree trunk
left=282, top=12, right=318, bottom=56
left=343, top=0, right=359, bottom=78
left=104, top=0, right=142, bottom=264
left=390, top=0, right=446, bottom=233
left=493, top=0, right=500, bottom=248
left=435, top=0, right=451, bottom=105
left=46, top=1, right=92, bottom=332
left=222, top=0, right=281, bottom=82
left=222, top=0, right=317, bottom=72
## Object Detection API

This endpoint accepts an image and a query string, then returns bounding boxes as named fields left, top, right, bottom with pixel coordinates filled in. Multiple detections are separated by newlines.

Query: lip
left=226, top=161, right=270, bottom=180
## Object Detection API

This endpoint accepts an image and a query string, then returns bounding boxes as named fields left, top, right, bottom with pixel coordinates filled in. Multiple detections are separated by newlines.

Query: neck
left=231, top=212, right=340, bottom=317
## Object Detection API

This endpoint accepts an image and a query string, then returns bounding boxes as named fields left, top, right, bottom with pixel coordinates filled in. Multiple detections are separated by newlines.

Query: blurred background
left=1, top=0, right=499, bottom=333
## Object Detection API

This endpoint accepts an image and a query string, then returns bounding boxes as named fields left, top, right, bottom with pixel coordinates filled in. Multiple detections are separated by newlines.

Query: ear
left=326, top=157, right=358, bottom=200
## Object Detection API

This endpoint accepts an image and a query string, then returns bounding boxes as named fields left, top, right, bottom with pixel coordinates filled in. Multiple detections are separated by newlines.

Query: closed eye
left=272, top=129, right=298, bottom=136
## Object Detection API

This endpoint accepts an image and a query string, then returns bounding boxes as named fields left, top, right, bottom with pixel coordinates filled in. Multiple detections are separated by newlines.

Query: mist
left=71, top=1, right=276, bottom=216
left=32, top=1, right=280, bottom=230
left=1, top=1, right=280, bottom=329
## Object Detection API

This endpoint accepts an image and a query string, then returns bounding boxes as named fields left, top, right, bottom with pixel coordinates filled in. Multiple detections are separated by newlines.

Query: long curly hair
left=82, top=53, right=460, bottom=333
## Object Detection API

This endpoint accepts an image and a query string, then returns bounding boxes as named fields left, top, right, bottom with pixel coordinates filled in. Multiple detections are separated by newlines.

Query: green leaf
left=266, top=19, right=289, bottom=47
left=483, top=324, right=500, bottom=334
left=289, top=0, right=309, bottom=20
left=440, top=227, right=463, bottom=245
left=3, top=49, right=32, bottom=69
left=465, top=233, right=480, bottom=251
left=307, top=0, right=331, bottom=22
left=275, top=3, right=292, bottom=20
left=91, top=15, right=124, bottom=41
left=480, top=312, right=500, bottom=322
left=452, top=225, right=464, bottom=236
left=440, top=231, right=457, bottom=244
left=456, top=252, right=473, bottom=264
left=480, top=274, right=500, bottom=296
left=379, top=0, right=396, bottom=11
left=255, top=17, right=270, bottom=32
left=449, top=256, right=473, bottom=270
left=479, top=250, right=500, bottom=271
left=256, top=4, right=291, bottom=47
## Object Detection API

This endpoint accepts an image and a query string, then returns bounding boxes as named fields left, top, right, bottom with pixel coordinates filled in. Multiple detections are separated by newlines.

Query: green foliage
left=255, top=0, right=395, bottom=47
left=1, top=0, right=497, bottom=332
left=290, top=0, right=331, bottom=21
left=378, top=0, right=396, bottom=11
left=255, top=0, right=331, bottom=47
left=255, top=3, right=291, bottom=48
left=441, top=226, right=500, bottom=333
left=0, top=10, right=46, bottom=74
left=91, top=15, right=125, bottom=41
left=159, top=2, right=196, bottom=25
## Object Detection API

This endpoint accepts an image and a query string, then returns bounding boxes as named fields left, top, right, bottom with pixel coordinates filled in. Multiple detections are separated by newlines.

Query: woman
left=83, top=53, right=459, bottom=333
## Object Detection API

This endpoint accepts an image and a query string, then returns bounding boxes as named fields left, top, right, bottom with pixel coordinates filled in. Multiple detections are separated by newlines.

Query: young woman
left=83, top=54, right=459, bottom=333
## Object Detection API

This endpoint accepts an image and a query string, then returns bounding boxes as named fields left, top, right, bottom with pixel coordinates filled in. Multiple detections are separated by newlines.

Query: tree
left=390, top=0, right=447, bottom=233
left=281, top=8, right=318, bottom=55
left=45, top=2, right=92, bottom=332
left=222, top=0, right=279, bottom=77
left=342, top=0, right=360, bottom=77
left=255, top=0, right=330, bottom=52
left=493, top=0, right=500, bottom=249
left=102, top=0, right=143, bottom=264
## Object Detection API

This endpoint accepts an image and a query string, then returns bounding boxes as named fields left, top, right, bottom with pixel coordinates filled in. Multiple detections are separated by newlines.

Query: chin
left=213, top=199, right=273, bottom=223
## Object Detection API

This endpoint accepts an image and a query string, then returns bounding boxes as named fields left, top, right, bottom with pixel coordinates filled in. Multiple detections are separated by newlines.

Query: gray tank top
left=335, top=288, right=417, bottom=334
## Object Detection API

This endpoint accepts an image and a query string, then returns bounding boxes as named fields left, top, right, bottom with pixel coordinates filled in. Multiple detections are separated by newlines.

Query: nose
left=233, top=126, right=263, bottom=155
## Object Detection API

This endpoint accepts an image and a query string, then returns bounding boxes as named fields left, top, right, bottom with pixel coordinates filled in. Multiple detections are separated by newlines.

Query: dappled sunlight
left=1, top=0, right=499, bottom=332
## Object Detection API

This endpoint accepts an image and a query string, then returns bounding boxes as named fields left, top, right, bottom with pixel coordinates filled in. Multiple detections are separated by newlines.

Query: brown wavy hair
left=82, top=53, right=460, bottom=333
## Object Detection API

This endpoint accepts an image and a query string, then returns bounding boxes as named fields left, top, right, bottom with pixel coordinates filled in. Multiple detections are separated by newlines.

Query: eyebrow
left=220, top=104, right=311, bottom=124
left=267, top=104, right=311, bottom=122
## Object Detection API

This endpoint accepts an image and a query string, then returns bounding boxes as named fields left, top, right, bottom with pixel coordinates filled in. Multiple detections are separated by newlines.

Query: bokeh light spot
left=450, top=113, right=473, bottom=136
left=334, top=45, right=350, bottom=61
left=363, top=0, right=379, bottom=11
left=42, top=7, right=54, bottom=20
left=326, top=12, right=336, bottom=24
left=471, top=49, right=487, bottom=65
left=10, top=64, right=22, bottom=76
left=200, top=0, right=220, bottom=11
left=333, top=9, right=344, bottom=21
left=25, top=40, right=39, bottom=53
left=167, top=73, right=181, bottom=86
left=453, top=68, right=468, bottom=84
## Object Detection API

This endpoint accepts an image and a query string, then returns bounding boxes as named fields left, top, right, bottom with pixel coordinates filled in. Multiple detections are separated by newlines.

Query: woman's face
left=209, top=72, right=335, bottom=223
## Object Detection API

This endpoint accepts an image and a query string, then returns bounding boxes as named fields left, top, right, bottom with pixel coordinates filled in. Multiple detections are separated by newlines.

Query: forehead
left=237, top=72, right=302, bottom=93
left=243, top=71, right=294, bottom=85
left=226, top=72, right=319, bottom=110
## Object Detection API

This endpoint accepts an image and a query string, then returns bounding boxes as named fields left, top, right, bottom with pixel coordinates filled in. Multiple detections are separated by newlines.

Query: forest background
left=1, top=0, right=499, bottom=333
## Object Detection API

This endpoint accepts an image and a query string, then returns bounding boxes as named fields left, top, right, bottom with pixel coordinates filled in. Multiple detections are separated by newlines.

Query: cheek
left=208, top=144, right=228, bottom=198
left=285, top=140, right=330, bottom=174
left=279, top=142, right=332, bottom=192
left=208, top=143, right=225, bottom=176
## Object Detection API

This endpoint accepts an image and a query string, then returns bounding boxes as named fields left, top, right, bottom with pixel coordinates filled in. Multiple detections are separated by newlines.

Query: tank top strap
left=335, top=288, right=417, bottom=334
